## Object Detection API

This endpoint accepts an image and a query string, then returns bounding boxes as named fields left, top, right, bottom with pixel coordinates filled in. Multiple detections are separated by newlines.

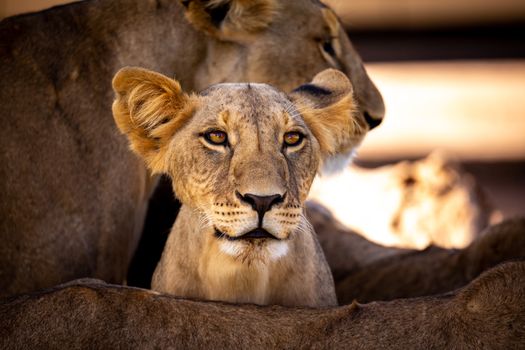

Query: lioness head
left=113, top=67, right=365, bottom=259
left=181, top=0, right=384, bottom=130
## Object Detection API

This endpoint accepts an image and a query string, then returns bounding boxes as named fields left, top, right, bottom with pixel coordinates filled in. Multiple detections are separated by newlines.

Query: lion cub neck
left=199, top=236, right=274, bottom=305
left=151, top=206, right=334, bottom=307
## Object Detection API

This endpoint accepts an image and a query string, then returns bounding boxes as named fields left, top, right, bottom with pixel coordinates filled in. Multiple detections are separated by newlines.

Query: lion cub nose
left=237, top=192, right=284, bottom=226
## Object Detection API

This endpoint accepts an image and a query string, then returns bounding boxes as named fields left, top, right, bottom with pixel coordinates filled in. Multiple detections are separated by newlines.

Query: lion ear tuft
left=290, top=69, right=368, bottom=174
left=112, top=67, right=193, bottom=173
left=180, top=0, right=278, bottom=40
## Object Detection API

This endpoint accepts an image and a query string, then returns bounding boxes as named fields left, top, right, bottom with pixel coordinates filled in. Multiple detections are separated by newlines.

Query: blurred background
left=323, top=0, right=525, bottom=220
left=2, top=0, right=524, bottom=219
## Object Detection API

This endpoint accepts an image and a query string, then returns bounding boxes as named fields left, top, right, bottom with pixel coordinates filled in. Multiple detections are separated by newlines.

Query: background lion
left=0, top=0, right=383, bottom=297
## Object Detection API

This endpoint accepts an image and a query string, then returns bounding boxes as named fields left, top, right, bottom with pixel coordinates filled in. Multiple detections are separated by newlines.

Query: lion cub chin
left=112, top=66, right=369, bottom=307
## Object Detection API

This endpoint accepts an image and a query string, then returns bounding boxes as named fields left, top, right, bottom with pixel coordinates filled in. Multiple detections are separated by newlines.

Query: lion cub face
left=171, top=85, right=318, bottom=241
left=112, top=67, right=367, bottom=261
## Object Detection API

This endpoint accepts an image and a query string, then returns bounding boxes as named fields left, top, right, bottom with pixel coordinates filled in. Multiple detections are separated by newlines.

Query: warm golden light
left=358, top=60, right=525, bottom=161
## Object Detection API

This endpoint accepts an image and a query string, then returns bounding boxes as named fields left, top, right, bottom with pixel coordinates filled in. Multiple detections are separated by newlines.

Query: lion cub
left=112, top=67, right=369, bottom=307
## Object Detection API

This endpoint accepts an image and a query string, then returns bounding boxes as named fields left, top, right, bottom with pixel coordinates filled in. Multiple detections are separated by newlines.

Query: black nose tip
left=364, top=111, right=382, bottom=130
left=237, top=192, right=284, bottom=226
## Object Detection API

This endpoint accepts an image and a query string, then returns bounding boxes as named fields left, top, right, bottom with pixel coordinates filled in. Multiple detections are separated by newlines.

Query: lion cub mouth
left=214, top=228, right=280, bottom=241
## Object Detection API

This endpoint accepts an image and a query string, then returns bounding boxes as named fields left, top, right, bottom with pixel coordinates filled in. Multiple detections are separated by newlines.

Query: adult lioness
left=112, top=67, right=364, bottom=307
left=2, top=261, right=525, bottom=348
left=0, top=0, right=383, bottom=296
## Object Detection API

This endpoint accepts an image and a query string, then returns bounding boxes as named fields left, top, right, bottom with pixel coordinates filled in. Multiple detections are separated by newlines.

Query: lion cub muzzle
left=238, top=193, right=285, bottom=224
left=232, top=192, right=285, bottom=238
left=213, top=191, right=290, bottom=256
left=212, top=189, right=297, bottom=244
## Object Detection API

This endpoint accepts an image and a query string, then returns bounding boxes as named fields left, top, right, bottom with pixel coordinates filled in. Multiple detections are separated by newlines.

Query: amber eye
left=283, top=132, right=303, bottom=147
left=204, top=130, right=228, bottom=145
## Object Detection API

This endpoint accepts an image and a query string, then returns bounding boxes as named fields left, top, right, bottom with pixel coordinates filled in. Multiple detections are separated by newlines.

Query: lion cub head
left=112, top=67, right=367, bottom=262
left=113, top=68, right=367, bottom=245
left=113, top=67, right=370, bottom=306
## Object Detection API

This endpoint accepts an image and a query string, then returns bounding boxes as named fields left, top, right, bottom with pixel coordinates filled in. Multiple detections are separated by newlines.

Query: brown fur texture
left=0, top=0, right=383, bottom=297
left=112, top=68, right=366, bottom=307
left=183, top=0, right=279, bottom=37
left=1, top=261, right=524, bottom=349
left=307, top=203, right=525, bottom=304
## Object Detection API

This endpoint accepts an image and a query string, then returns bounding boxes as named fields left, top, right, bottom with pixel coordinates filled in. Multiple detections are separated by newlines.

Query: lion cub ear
left=290, top=69, right=368, bottom=173
left=180, top=0, right=278, bottom=40
left=112, top=67, right=194, bottom=173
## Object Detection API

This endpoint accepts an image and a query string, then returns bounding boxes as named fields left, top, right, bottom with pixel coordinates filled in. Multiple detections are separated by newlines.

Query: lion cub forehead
left=199, top=83, right=292, bottom=109
left=200, top=82, right=275, bottom=94
left=196, top=82, right=300, bottom=126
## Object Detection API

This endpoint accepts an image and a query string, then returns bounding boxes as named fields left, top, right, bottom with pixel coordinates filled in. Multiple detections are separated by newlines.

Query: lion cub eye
left=283, top=132, right=304, bottom=147
left=204, top=130, right=228, bottom=146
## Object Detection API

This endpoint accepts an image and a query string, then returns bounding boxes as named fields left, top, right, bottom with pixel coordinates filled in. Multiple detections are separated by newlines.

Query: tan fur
left=0, top=0, right=384, bottom=297
left=112, top=67, right=197, bottom=172
left=112, top=67, right=365, bottom=307
left=2, top=261, right=524, bottom=348
left=292, top=70, right=364, bottom=161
